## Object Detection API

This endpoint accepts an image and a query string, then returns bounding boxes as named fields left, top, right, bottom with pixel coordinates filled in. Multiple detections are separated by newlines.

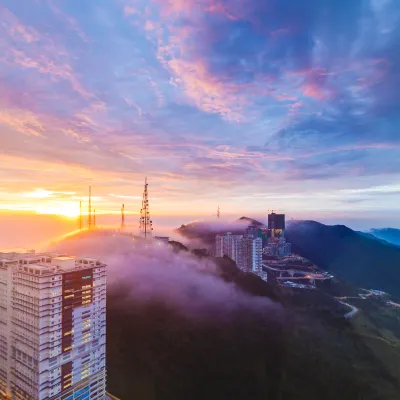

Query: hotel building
left=0, top=252, right=106, bottom=400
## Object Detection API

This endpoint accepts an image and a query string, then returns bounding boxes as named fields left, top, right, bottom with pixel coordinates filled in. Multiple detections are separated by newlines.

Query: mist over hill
left=366, top=228, right=400, bottom=247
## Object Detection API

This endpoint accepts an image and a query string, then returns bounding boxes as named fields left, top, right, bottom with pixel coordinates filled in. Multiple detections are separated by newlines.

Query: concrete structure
left=215, top=233, right=243, bottom=263
left=264, top=241, right=291, bottom=257
left=0, top=251, right=106, bottom=400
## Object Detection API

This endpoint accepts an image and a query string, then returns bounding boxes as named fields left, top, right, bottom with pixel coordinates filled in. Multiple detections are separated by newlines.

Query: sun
left=57, top=204, right=80, bottom=218
left=35, top=202, right=80, bottom=218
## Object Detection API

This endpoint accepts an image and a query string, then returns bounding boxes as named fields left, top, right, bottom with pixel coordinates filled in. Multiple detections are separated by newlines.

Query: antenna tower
left=121, top=204, right=126, bottom=231
left=139, top=177, right=153, bottom=238
left=79, top=201, right=83, bottom=230
left=88, top=186, right=92, bottom=229
left=217, top=205, right=220, bottom=219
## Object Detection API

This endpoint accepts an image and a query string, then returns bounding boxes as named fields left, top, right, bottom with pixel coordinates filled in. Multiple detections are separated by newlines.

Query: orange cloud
left=0, top=109, right=45, bottom=136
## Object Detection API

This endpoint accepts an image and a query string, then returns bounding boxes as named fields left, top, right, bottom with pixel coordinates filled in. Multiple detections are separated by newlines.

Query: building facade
left=238, top=237, right=263, bottom=273
left=245, top=224, right=261, bottom=239
left=215, top=233, right=243, bottom=263
left=215, top=233, right=265, bottom=279
left=0, top=252, right=106, bottom=400
left=263, top=237, right=291, bottom=257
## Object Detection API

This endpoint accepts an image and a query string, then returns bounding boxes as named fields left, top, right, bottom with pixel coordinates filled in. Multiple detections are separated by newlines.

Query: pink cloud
left=302, top=83, right=326, bottom=99
left=205, top=2, right=239, bottom=20
left=1, top=6, right=39, bottom=43
left=157, top=0, right=194, bottom=16
left=120, top=1, right=277, bottom=121
left=1, top=7, right=92, bottom=99
left=124, top=5, right=137, bottom=16
left=8, top=47, right=91, bottom=100
left=47, top=0, right=90, bottom=43
left=145, top=20, right=158, bottom=31
left=167, top=57, right=245, bottom=121
left=286, top=67, right=334, bottom=100
left=270, top=28, right=291, bottom=38
left=288, top=101, right=303, bottom=115
left=276, top=93, right=297, bottom=101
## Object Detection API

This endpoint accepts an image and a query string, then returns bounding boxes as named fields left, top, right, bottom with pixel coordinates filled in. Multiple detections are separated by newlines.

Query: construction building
left=263, top=212, right=291, bottom=257
left=267, top=212, right=285, bottom=232
left=0, top=250, right=106, bottom=400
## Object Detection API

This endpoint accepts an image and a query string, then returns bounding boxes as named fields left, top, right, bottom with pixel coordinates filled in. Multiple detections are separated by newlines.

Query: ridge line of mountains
left=177, top=218, right=400, bottom=298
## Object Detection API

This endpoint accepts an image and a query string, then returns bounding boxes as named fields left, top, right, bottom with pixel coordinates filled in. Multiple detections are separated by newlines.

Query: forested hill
left=286, top=221, right=400, bottom=297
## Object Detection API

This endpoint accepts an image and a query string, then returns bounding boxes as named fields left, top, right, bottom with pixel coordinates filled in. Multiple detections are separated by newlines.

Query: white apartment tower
left=216, top=233, right=263, bottom=276
left=215, top=233, right=243, bottom=263
left=239, top=237, right=263, bottom=273
left=0, top=252, right=106, bottom=400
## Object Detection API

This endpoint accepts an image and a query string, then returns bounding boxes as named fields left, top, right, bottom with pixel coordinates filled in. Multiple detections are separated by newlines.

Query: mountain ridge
left=177, top=218, right=400, bottom=297
left=366, top=228, right=400, bottom=247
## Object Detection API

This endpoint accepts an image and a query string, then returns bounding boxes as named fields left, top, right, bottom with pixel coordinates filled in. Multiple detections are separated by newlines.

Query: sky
left=1, top=0, right=400, bottom=245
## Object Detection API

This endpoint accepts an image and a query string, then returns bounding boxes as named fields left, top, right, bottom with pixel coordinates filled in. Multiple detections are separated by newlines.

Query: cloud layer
left=1, top=0, right=400, bottom=217
left=47, top=233, right=282, bottom=321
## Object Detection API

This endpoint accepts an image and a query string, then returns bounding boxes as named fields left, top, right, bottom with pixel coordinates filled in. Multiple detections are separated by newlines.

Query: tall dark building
left=268, top=213, right=285, bottom=230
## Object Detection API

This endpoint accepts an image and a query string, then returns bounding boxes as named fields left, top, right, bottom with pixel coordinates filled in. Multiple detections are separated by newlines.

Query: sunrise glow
left=0, top=0, right=399, bottom=226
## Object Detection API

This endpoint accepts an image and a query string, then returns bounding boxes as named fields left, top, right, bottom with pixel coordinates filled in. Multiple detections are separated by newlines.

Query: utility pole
left=79, top=200, right=82, bottom=230
left=88, top=186, right=92, bottom=229
left=121, top=204, right=125, bottom=231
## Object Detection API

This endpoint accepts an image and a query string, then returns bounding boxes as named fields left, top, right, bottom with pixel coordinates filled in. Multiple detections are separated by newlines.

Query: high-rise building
left=215, top=233, right=265, bottom=280
left=215, top=235, right=225, bottom=258
left=267, top=213, right=285, bottom=231
left=264, top=234, right=291, bottom=257
left=215, top=233, right=243, bottom=263
left=245, top=223, right=261, bottom=239
left=0, top=251, right=106, bottom=400
left=238, top=237, right=263, bottom=273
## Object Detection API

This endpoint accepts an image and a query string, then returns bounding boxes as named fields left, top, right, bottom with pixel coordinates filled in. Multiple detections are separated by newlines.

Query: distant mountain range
left=177, top=219, right=400, bottom=298
left=365, top=228, right=400, bottom=247
left=285, top=221, right=400, bottom=297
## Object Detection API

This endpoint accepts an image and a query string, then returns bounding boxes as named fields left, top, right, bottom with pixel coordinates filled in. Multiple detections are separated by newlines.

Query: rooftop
left=0, top=252, right=104, bottom=275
